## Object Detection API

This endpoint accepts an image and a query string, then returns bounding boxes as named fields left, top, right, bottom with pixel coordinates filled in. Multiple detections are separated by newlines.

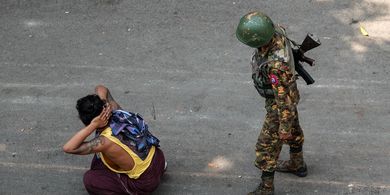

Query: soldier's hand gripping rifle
left=291, top=33, right=321, bottom=85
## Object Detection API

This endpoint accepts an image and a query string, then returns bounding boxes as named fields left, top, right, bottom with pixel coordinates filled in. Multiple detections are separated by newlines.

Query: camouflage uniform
left=251, top=26, right=304, bottom=172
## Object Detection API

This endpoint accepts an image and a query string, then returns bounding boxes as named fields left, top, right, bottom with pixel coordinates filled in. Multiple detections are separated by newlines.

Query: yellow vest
left=99, top=127, right=156, bottom=179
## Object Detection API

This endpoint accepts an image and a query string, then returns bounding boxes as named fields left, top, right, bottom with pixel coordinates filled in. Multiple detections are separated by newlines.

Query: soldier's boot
left=248, top=175, right=274, bottom=195
left=276, top=151, right=307, bottom=177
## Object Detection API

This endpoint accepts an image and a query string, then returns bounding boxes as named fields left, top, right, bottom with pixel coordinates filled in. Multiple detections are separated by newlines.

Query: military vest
left=251, top=25, right=295, bottom=98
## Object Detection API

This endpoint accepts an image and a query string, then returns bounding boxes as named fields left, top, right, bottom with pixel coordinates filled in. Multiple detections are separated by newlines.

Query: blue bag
left=109, top=110, right=160, bottom=153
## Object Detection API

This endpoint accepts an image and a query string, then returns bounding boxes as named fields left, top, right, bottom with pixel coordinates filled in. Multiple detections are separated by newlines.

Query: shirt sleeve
left=269, top=61, right=296, bottom=136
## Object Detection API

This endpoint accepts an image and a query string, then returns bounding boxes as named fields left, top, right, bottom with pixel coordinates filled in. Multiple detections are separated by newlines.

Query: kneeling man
left=63, top=85, right=166, bottom=195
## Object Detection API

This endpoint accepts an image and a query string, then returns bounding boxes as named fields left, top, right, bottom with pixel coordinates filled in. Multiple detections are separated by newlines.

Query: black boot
left=248, top=173, right=274, bottom=195
left=276, top=151, right=307, bottom=177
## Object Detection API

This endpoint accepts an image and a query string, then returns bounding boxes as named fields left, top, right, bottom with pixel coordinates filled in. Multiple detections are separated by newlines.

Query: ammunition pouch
left=254, top=84, right=274, bottom=98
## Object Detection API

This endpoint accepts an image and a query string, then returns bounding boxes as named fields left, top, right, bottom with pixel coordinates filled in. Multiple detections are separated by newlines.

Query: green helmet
left=236, top=11, right=275, bottom=48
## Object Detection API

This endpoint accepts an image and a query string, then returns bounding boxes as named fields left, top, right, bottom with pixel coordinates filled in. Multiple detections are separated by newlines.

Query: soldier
left=236, top=11, right=308, bottom=195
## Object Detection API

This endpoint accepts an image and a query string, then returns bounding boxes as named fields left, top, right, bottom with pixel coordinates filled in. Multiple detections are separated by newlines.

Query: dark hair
left=76, top=94, right=105, bottom=126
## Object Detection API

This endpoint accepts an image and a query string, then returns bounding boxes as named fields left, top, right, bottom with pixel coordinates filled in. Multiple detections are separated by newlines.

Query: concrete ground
left=1, top=0, right=389, bottom=194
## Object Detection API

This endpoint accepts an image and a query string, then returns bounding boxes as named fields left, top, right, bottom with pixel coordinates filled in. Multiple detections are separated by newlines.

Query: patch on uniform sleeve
left=270, top=74, right=279, bottom=85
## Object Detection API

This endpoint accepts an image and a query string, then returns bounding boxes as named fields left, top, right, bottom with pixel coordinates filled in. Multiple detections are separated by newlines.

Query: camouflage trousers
left=254, top=98, right=304, bottom=172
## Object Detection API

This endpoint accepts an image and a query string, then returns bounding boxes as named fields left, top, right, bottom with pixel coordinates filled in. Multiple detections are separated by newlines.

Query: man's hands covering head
left=90, top=103, right=112, bottom=129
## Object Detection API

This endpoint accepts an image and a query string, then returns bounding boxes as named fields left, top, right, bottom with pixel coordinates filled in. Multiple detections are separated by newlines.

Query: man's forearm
left=63, top=124, right=97, bottom=153
left=95, top=85, right=121, bottom=110
left=67, top=136, right=105, bottom=155
left=95, top=85, right=109, bottom=101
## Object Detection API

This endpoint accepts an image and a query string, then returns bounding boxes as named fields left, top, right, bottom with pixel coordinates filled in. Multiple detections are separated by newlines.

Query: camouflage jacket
left=251, top=26, right=300, bottom=136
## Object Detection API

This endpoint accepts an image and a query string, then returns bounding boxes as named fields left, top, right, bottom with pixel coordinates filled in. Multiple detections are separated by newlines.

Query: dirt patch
left=0, top=143, right=7, bottom=152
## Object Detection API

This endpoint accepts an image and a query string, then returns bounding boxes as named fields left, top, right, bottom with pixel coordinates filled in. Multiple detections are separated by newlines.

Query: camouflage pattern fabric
left=251, top=28, right=304, bottom=172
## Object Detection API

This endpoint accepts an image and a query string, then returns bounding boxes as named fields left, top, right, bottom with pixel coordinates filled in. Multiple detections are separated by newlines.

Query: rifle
left=291, top=33, right=321, bottom=85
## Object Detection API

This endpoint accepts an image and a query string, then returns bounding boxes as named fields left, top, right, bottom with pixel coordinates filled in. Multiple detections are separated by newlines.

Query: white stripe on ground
left=0, top=82, right=86, bottom=88
left=0, top=95, right=386, bottom=108
left=0, top=96, right=74, bottom=106
left=0, top=62, right=388, bottom=86
left=0, top=161, right=389, bottom=190
left=0, top=80, right=387, bottom=91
